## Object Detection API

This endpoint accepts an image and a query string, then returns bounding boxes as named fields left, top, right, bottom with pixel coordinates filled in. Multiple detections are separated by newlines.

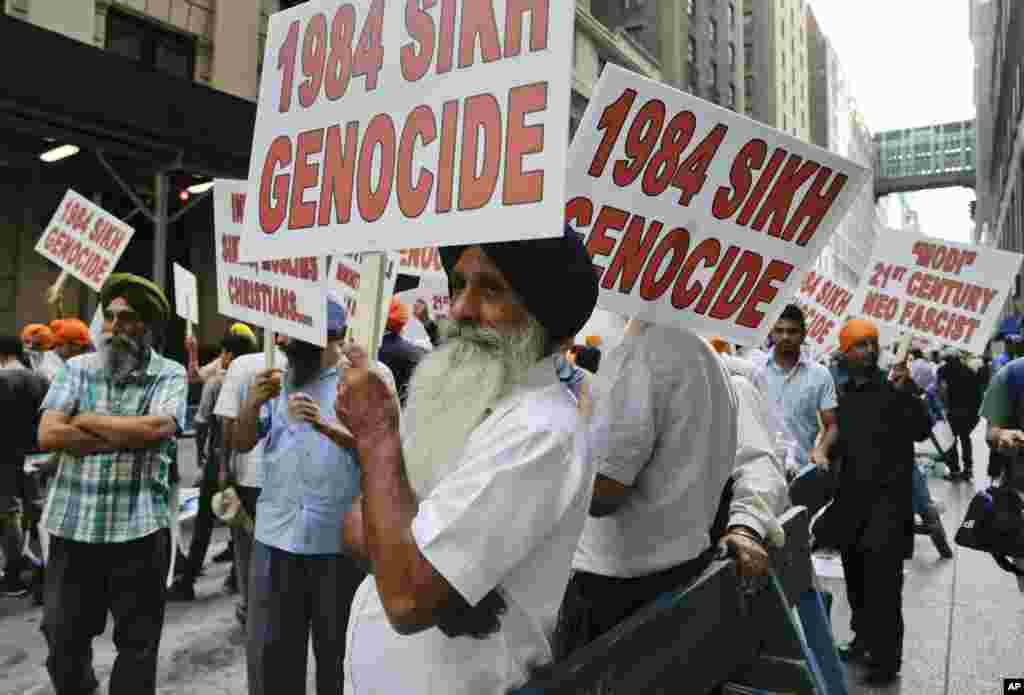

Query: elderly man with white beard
left=37, top=273, right=186, bottom=695
left=333, top=226, right=599, bottom=695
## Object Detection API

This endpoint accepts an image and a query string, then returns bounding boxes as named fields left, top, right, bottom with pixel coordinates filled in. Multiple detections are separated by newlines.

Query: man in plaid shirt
left=37, top=273, right=186, bottom=695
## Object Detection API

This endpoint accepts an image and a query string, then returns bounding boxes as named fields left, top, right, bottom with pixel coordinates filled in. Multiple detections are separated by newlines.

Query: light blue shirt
left=254, top=365, right=360, bottom=555
left=754, top=349, right=838, bottom=467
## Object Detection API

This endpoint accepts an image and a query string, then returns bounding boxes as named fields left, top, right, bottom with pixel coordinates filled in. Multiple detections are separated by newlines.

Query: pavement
left=821, top=425, right=1024, bottom=695
left=1, top=429, right=1023, bottom=694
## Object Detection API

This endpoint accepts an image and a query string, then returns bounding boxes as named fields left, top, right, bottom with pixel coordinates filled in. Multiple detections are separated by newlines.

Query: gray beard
left=101, top=333, right=150, bottom=385
left=402, top=316, right=546, bottom=498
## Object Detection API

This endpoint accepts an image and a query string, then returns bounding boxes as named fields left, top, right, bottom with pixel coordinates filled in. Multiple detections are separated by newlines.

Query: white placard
left=848, top=229, right=1023, bottom=355
left=327, top=251, right=399, bottom=340
left=565, top=64, right=870, bottom=347
left=172, top=263, right=199, bottom=326
left=397, top=247, right=447, bottom=281
left=34, top=189, right=135, bottom=292
left=239, top=0, right=574, bottom=261
left=214, top=179, right=328, bottom=346
left=794, top=270, right=856, bottom=360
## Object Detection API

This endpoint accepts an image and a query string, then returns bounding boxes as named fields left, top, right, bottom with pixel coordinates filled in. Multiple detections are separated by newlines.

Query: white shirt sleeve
left=411, top=415, right=582, bottom=607
left=728, top=375, right=789, bottom=539
left=819, top=367, right=839, bottom=412
left=213, top=360, right=247, bottom=419
left=589, top=343, right=657, bottom=486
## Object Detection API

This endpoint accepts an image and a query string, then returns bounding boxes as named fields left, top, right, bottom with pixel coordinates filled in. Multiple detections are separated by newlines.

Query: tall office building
left=970, top=0, right=1024, bottom=314
left=744, top=0, right=810, bottom=140
left=588, top=0, right=745, bottom=112
left=804, top=6, right=880, bottom=289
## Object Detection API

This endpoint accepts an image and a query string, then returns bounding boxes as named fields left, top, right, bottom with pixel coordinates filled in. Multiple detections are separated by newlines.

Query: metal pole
left=153, top=172, right=169, bottom=289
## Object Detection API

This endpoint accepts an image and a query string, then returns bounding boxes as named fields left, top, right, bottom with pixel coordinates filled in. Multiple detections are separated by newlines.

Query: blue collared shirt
left=754, top=349, right=838, bottom=468
left=253, top=365, right=360, bottom=555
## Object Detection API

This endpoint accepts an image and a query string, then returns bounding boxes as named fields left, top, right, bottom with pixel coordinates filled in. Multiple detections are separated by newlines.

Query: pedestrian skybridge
left=874, top=120, right=976, bottom=197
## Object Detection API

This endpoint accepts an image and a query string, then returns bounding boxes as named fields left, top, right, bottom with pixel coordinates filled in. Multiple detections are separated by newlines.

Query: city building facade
left=970, top=0, right=1024, bottom=314
left=744, top=0, right=809, bottom=140
left=804, top=5, right=879, bottom=289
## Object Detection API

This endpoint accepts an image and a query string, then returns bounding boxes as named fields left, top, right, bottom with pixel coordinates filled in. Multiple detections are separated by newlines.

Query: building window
left=106, top=8, right=196, bottom=81
left=688, top=0, right=695, bottom=17
left=688, top=36, right=697, bottom=64
left=709, top=18, right=717, bottom=44
left=729, top=3, right=736, bottom=28
left=744, top=75, right=754, bottom=98
left=729, top=84, right=736, bottom=109
left=744, top=42, right=753, bottom=69
left=710, top=60, right=717, bottom=83
left=728, top=43, right=735, bottom=68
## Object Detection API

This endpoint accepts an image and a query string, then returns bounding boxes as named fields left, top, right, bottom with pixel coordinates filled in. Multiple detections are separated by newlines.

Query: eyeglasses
left=104, top=308, right=143, bottom=325
left=848, top=341, right=878, bottom=354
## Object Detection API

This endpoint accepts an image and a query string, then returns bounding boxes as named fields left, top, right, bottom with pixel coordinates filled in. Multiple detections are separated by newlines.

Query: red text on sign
left=259, top=83, right=549, bottom=234
left=566, top=196, right=794, bottom=329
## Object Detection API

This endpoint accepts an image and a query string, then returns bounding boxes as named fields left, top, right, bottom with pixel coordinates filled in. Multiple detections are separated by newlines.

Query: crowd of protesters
left=2, top=225, right=1023, bottom=694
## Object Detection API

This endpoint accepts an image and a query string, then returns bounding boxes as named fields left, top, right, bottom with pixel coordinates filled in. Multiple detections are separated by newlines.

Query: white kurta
left=344, top=356, right=595, bottom=695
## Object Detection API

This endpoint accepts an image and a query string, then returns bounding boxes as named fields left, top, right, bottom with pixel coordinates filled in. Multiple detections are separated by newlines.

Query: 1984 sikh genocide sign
left=565, top=64, right=871, bottom=347
left=35, top=189, right=135, bottom=292
left=240, top=0, right=574, bottom=261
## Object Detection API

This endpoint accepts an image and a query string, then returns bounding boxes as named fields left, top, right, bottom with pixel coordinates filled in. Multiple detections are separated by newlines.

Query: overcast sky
left=808, top=0, right=976, bottom=243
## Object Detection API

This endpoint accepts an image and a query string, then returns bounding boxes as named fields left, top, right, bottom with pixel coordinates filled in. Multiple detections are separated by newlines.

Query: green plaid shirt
left=41, top=349, right=187, bottom=543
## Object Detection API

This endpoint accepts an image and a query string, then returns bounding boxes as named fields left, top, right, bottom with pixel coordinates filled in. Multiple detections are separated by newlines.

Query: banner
left=214, top=179, right=327, bottom=346
left=172, top=263, right=199, bottom=326
left=327, top=252, right=399, bottom=323
left=794, top=270, right=855, bottom=359
left=35, top=189, right=135, bottom=292
left=849, top=230, right=1023, bottom=355
left=397, top=247, right=447, bottom=281
left=239, top=0, right=574, bottom=261
left=565, top=64, right=870, bottom=347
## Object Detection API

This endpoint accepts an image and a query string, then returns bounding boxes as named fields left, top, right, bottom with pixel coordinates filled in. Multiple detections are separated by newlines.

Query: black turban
left=439, top=225, right=599, bottom=344
left=100, top=273, right=171, bottom=325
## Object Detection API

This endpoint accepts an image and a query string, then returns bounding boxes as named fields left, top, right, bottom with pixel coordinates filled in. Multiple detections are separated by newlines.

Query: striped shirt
left=41, top=349, right=187, bottom=544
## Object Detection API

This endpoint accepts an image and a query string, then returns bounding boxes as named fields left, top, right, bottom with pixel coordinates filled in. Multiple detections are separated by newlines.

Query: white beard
left=402, top=317, right=546, bottom=498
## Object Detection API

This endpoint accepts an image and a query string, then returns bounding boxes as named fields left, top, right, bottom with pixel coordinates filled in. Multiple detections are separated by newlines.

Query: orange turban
left=387, top=297, right=410, bottom=334
left=53, top=319, right=91, bottom=347
left=49, top=319, right=67, bottom=344
left=709, top=337, right=733, bottom=355
left=838, top=319, right=880, bottom=353
left=584, top=335, right=603, bottom=348
left=21, top=324, right=54, bottom=350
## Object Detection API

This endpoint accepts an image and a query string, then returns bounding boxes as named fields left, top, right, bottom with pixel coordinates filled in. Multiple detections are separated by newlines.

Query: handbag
left=954, top=486, right=1024, bottom=577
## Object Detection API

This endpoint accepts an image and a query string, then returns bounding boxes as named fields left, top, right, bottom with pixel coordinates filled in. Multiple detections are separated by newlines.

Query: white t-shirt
left=573, top=323, right=738, bottom=578
left=213, top=351, right=286, bottom=488
left=344, top=355, right=595, bottom=695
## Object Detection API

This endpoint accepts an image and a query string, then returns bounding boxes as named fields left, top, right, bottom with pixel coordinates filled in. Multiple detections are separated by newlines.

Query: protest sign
left=35, top=189, right=135, bottom=292
left=565, top=64, right=870, bottom=347
left=794, top=270, right=856, bottom=359
left=849, top=231, right=1022, bottom=355
left=328, top=252, right=399, bottom=350
left=239, top=0, right=574, bottom=262
left=172, top=263, right=199, bottom=338
left=397, top=247, right=447, bottom=281
left=214, top=179, right=327, bottom=346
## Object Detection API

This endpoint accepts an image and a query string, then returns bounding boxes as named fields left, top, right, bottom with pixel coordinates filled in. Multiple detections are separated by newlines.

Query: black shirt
left=378, top=332, right=427, bottom=404
left=937, top=360, right=983, bottom=418
left=830, top=368, right=932, bottom=555
left=0, top=367, right=50, bottom=496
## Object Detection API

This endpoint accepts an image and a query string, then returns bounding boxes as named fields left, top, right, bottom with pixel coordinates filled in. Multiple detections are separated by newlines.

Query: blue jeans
left=911, top=463, right=931, bottom=516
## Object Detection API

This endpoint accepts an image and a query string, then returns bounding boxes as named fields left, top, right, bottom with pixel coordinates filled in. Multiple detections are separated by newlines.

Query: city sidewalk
left=2, top=431, right=1023, bottom=694
left=821, top=426, right=1024, bottom=695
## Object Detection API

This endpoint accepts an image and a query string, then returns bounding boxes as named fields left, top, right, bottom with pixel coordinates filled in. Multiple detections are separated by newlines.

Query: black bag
left=954, top=486, right=1024, bottom=577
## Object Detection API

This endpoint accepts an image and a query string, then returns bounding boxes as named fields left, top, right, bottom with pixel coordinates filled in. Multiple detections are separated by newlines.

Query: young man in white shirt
left=335, top=226, right=599, bottom=695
